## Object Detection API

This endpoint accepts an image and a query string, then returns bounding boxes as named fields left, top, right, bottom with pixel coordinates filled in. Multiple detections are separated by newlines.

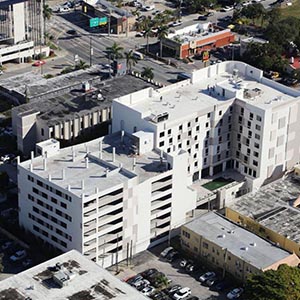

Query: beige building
left=181, top=212, right=300, bottom=281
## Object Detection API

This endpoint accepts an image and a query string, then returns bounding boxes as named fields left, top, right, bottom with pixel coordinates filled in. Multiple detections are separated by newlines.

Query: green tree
left=185, top=0, right=216, bottom=13
left=141, top=66, right=154, bottom=80
left=157, top=25, right=169, bottom=57
left=106, top=42, right=124, bottom=61
left=75, top=60, right=88, bottom=70
left=244, top=265, right=300, bottom=300
left=124, top=50, right=138, bottom=72
left=43, top=3, right=52, bottom=43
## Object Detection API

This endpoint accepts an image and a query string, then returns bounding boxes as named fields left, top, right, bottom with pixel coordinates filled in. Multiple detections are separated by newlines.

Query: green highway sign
left=89, top=17, right=99, bottom=28
left=99, top=16, right=108, bottom=25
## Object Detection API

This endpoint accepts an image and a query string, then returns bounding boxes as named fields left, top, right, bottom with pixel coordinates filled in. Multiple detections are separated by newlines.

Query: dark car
left=204, top=12, right=214, bottom=17
left=152, top=291, right=169, bottom=300
left=66, top=29, right=77, bottom=35
left=142, top=268, right=158, bottom=279
left=165, top=284, right=181, bottom=295
left=215, top=280, right=232, bottom=291
left=166, top=250, right=179, bottom=262
left=205, top=275, right=218, bottom=286
left=198, top=15, right=208, bottom=21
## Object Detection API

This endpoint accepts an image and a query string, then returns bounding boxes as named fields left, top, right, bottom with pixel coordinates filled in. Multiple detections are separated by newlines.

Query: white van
left=133, top=51, right=144, bottom=60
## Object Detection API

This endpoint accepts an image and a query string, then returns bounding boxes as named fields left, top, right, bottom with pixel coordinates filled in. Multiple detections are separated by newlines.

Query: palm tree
left=143, top=26, right=152, bottom=53
left=157, top=26, right=169, bottom=58
left=43, top=3, right=52, bottom=44
left=75, top=60, right=88, bottom=70
left=141, top=67, right=154, bottom=80
left=125, top=50, right=138, bottom=72
left=106, top=42, right=124, bottom=61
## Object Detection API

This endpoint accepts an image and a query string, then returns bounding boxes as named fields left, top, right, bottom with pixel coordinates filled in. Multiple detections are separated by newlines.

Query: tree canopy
left=244, top=265, right=300, bottom=300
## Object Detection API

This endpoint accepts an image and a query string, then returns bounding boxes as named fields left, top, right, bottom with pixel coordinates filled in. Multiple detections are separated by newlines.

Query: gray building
left=0, top=250, right=149, bottom=299
left=8, top=67, right=156, bottom=156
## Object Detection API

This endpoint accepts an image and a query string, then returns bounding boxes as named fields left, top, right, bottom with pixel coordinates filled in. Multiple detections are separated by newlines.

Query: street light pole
left=90, top=36, right=93, bottom=66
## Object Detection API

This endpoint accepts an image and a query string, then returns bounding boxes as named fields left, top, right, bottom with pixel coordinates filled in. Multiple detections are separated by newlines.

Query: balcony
left=98, top=222, right=123, bottom=236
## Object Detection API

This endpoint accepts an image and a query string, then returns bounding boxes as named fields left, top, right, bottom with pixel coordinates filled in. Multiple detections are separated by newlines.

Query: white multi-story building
left=18, top=61, right=300, bottom=267
left=18, top=134, right=196, bottom=267
left=112, top=61, right=300, bottom=191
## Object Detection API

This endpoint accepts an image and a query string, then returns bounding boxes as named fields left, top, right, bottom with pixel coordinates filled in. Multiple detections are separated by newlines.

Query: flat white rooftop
left=0, top=250, right=148, bottom=300
left=20, top=133, right=168, bottom=197
left=122, top=61, right=300, bottom=124
left=185, top=212, right=296, bottom=270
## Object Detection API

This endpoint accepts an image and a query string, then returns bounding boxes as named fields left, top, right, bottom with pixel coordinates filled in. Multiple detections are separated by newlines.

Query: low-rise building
left=227, top=172, right=300, bottom=256
left=0, top=250, right=148, bottom=299
left=7, top=67, right=155, bottom=156
left=181, top=211, right=300, bottom=281
left=83, top=0, right=135, bottom=35
left=162, top=23, right=235, bottom=59
left=239, top=36, right=268, bottom=57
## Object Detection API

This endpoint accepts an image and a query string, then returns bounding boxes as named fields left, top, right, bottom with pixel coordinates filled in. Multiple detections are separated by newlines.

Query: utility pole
left=90, top=36, right=93, bottom=66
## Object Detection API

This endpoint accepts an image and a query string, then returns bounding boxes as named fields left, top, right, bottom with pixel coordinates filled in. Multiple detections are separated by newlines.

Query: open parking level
left=111, top=243, right=231, bottom=300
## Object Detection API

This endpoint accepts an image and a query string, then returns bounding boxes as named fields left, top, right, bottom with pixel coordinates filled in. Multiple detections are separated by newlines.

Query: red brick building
left=162, top=23, right=235, bottom=59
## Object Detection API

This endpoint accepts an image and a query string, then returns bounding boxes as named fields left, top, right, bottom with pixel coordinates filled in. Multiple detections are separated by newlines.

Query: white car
left=199, top=271, right=216, bottom=283
left=60, top=6, right=70, bottom=12
left=141, top=285, right=155, bottom=296
left=221, top=5, right=234, bottom=11
left=173, top=287, right=191, bottom=300
left=160, top=246, right=173, bottom=258
left=227, top=287, right=244, bottom=299
left=10, top=250, right=27, bottom=262
left=144, top=5, right=154, bottom=11
left=170, top=20, right=182, bottom=27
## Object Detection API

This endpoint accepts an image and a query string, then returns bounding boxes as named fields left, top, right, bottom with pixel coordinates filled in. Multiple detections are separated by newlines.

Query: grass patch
left=202, top=177, right=234, bottom=191
left=280, top=0, right=300, bottom=18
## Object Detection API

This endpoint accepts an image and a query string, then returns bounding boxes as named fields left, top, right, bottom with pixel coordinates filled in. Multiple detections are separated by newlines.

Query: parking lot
left=112, top=242, right=236, bottom=300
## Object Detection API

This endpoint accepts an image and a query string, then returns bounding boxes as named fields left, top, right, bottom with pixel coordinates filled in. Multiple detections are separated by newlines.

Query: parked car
left=22, top=258, right=33, bottom=268
left=214, top=280, right=232, bottom=291
left=204, top=12, right=214, bottom=17
left=133, top=278, right=150, bottom=289
left=199, top=271, right=216, bottom=283
left=66, top=29, right=77, bottom=35
left=170, top=20, right=182, bottom=27
left=227, top=287, right=244, bottom=299
left=205, top=274, right=218, bottom=286
left=127, top=274, right=143, bottom=285
left=152, top=291, right=169, bottom=300
left=141, top=285, right=155, bottom=296
left=32, top=60, right=46, bottom=67
left=141, top=268, right=158, bottom=279
left=143, top=4, right=154, bottom=11
left=166, top=284, right=181, bottom=295
left=221, top=5, right=234, bottom=11
left=173, top=287, right=191, bottom=300
left=198, top=15, right=208, bottom=21
left=10, top=249, right=27, bottom=262
left=1, top=241, right=14, bottom=251
left=180, top=259, right=188, bottom=268
left=136, top=279, right=151, bottom=291
left=166, top=250, right=179, bottom=262
left=160, top=246, right=174, bottom=258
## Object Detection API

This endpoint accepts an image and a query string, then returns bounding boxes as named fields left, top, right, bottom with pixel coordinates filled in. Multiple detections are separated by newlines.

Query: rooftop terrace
left=185, top=211, right=297, bottom=270
left=0, top=250, right=148, bottom=300
left=20, top=132, right=169, bottom=197
left=230, top=175, right=300, bottom=243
